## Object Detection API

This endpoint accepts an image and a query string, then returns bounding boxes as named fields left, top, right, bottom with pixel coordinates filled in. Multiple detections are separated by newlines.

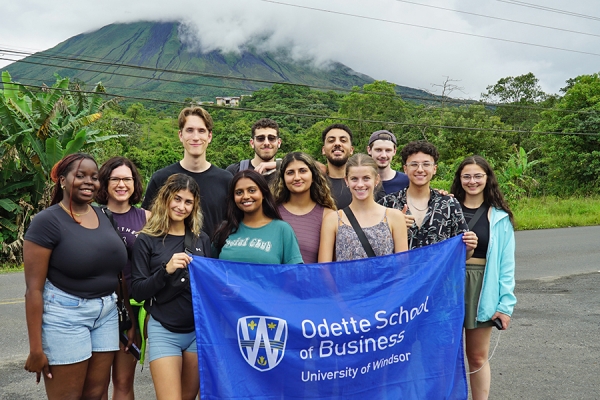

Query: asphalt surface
left=1, top=226, right=599, bottom=399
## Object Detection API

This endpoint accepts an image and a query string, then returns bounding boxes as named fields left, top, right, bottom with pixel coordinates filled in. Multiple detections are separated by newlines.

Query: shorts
left=147, top=316, right=197, bottom=363
left=42, top=280, right=119, bottom=365
left=464, top=264, right=495, bottom=330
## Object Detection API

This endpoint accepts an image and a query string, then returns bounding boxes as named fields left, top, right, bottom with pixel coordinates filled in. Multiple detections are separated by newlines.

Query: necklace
left=407, top=196, right=428, bottom=212
left=59, top=201, right=91, bottom=217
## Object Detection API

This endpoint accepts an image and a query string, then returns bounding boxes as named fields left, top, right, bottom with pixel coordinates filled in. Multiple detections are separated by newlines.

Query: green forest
left=2, top=70, right=600, bottom=264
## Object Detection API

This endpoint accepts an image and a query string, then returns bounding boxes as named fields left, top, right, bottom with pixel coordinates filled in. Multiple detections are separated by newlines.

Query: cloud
left=1, top=0, right=599, bottom=96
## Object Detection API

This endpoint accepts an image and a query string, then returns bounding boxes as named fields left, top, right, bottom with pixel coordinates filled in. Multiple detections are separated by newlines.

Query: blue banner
left=190, top=235, right=467, bottom=399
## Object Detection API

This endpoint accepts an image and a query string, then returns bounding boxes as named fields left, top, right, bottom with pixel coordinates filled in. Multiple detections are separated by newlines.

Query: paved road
left=1, top=226, right=599, bottom=399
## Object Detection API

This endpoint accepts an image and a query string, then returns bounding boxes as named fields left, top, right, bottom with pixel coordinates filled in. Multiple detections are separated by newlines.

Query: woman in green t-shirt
left=213, top=170, right=303, bottom=264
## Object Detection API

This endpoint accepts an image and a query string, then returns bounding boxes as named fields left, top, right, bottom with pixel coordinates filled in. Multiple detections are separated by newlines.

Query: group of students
left=23, top=106, right=516, bottom=400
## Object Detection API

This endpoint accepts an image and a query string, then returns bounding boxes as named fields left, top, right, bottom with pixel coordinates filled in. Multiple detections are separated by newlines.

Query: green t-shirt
left=218, top=220, right=303, bottom=264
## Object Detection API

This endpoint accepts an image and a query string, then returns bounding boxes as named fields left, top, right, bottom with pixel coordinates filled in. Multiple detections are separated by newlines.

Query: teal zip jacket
left=477, top=207, right=517, bottom=322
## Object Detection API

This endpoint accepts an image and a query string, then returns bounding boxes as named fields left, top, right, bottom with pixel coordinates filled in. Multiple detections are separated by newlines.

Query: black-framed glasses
left=109, top=177, right=134, bottom=184
left=254, top=135, right=278, bottom=143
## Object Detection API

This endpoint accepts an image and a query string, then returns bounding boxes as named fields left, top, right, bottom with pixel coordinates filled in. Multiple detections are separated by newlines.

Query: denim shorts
left=42, top=280, right=119, bottom=365
left=147, top=316, right=197, bottom=363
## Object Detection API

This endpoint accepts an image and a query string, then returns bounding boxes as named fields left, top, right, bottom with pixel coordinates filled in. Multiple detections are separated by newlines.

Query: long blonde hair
left=141, top=174, right=203, bottom=237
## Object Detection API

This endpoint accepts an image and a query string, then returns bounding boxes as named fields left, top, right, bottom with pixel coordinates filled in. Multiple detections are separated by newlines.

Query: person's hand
left=24, top=350, right=52, bottom=383
left=463, top=231, right=478, bottom=251
left=254, top=161, right=276, bottom=175
left=165, top=252, right=193, bottom=274
left=433, top=188, right=452, bottom=197
left=124, top=324, right=136, bottom=353
left=492, top=311, right=511, bottom=330
left=401, top=204, right=415, bottom=228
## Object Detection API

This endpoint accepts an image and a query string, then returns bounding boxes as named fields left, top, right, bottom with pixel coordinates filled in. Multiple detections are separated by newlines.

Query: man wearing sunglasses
left=226, top=118, right=282, bottom=184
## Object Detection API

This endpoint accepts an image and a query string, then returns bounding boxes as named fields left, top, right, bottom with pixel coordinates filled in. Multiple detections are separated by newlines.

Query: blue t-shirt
left=218, top=220, right=303, bottom=264
left=382, top=171, right=410, bottom=194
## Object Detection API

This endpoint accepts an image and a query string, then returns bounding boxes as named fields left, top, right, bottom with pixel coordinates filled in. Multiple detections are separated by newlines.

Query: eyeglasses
left=109, top=177, right=134, bottom=184
left=254, top=135, right=278, bottom=143
left=406, top=162, right=435, bottom=169
left=460, top=174, right=486, bottom=182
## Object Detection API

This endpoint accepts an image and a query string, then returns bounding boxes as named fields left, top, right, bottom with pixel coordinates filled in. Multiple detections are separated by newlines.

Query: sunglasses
left=254, top=135, right=279, bottom=143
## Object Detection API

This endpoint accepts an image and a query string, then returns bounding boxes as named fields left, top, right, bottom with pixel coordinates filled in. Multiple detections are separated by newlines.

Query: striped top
left=278, top=204, right=325, bottom=264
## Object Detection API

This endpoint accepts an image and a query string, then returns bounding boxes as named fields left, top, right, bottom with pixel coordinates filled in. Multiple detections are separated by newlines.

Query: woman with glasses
left=272, top=152, right=336, bottom=264
left=318, top=154, right=408, bottom=262
left=96, top=157, right=149, bottom=400
left=450, top=155, right=516, bottom=400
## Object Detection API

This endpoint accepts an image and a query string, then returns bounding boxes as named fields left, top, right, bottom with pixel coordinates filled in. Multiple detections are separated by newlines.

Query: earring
left=61, top=185, right=65, bottom=189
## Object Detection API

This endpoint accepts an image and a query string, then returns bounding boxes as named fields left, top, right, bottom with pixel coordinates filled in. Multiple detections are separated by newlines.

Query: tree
left=534, top=73, right=600, bottom=195
left=0, top=72, right=117, bottom=263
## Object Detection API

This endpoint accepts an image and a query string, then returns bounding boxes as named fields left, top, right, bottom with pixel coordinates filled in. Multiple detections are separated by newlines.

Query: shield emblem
left=237, top=316, right=287, bottom=372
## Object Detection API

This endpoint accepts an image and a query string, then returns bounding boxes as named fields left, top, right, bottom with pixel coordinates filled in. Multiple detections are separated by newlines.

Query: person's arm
left=493, top=218, right=517, bottom=329
left=387, top=209, right=409, bottom=253
left=130, top=236, right=168, bottom=302
left=449, top=197, right=477, bottom=259
left=318, top=211, right=338, bottom=262
left=463, top=231, right=478, bottom=260
left=23, top=240, right=52, bottom=383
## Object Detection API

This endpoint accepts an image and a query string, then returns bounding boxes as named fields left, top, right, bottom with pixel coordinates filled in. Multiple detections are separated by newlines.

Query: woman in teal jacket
left=451, top=155, right=516, bottom=400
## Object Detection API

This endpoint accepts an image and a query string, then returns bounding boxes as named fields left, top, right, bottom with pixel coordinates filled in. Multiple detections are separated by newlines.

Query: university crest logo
left=237, top=316, right=287, bottom=372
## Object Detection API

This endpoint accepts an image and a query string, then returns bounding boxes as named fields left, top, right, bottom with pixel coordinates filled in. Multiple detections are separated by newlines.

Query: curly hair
left=400, top=141, right=439, bottom=164
left=213, top=170, right=282, bottom=251
left=450, top=155, right=514, bottom=226
left=251, top=118, right=280, bottom=137
left=96, top=157, right=144, bottom=205
left=49, top=153, right=97, bottom=224
left=272, top=152, right=336, bottom=210
left=140, top=174, right=203, bottom=237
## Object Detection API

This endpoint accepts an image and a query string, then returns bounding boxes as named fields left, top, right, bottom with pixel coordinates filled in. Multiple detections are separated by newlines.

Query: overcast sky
left=1, top=0, right=599, bottom=98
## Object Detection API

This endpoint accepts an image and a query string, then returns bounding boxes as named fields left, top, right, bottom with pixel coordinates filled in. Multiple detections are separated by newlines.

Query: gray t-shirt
left=25, top=205, right=128, bottom=298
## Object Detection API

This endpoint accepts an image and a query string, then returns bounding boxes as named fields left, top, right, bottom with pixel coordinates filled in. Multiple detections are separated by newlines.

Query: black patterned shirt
left=378, top=188, right=468, bottom=249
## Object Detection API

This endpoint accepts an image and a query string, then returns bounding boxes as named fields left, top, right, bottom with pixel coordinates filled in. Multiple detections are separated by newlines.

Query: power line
left=258, top=0, right=600, bottom=57
left=496, top=0, right=600, bottom=22
left=395, top=0, right=600, bottom=38
left=4, top=54, right=598, bottom=117
left=3, top=80, right=597, bottom=136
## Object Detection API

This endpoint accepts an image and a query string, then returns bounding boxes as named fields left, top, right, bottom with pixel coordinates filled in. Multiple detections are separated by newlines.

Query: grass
left=513, top=196, right=600, bottom=230
left=2, top=196, right=599, bottom=271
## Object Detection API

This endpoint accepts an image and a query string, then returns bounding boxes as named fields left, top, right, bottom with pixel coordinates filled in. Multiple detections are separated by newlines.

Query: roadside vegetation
left=2, top=70, right=600, bottom=269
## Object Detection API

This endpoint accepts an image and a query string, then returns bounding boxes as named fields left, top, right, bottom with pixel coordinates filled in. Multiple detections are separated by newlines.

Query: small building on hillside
left=216, top=96, right=241, bottom=107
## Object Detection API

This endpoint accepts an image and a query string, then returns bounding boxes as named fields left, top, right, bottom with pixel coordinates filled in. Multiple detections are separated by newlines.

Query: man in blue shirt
left=367, top=130, right=409, bottom=194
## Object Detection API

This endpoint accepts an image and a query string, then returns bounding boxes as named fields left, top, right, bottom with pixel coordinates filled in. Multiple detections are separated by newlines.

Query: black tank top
left=462, top=204, right=489, bottom=259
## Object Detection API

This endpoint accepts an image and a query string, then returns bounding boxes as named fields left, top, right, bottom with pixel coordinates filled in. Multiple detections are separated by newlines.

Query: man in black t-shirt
left=321, top=124, right=354, bottom=209
left=142, top=107, right=232, bottom=238
left=225, top=118, right=282, bottom=185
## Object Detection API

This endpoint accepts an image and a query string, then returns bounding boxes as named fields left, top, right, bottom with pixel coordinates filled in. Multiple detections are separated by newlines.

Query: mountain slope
left=5, top=21, right=436, bottom=103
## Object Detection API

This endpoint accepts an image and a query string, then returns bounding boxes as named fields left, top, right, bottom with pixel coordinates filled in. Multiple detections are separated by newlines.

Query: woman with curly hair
left=450, top=155, right=516, bottom=400
left=131, top=173, right=210, bottom=400
left=213, top=170, right=303, bottom=264
left=23, top=153, right=127, bottom=399
left=272, top=152, right=336, bottom=264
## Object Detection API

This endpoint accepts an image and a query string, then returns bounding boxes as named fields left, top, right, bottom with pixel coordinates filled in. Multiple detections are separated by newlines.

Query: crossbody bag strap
left=342, top=207, right=376, bottom=258
left=467, top=205, right=488, bottom=230
left=184, top=226, right=194, bottom=255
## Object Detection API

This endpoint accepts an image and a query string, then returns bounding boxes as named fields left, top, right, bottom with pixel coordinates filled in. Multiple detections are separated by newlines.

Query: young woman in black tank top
left=451, top=155, right=516, bottom=400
